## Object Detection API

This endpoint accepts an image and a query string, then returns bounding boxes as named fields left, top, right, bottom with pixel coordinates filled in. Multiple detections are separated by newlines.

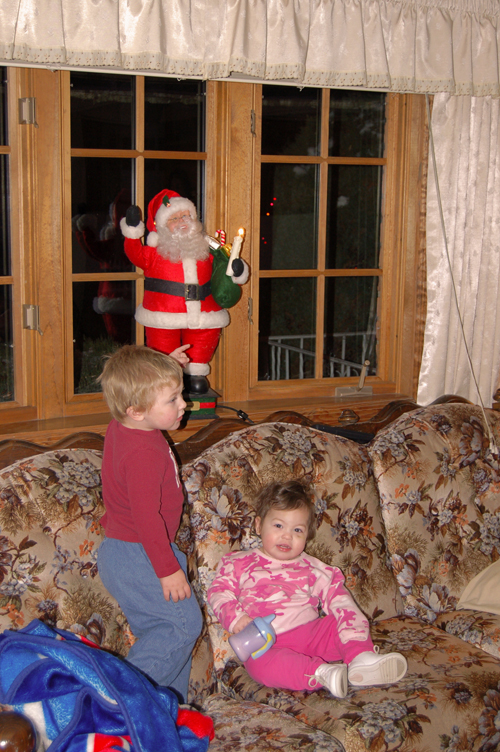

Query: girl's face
left=255, top=506, right=309, bottom=561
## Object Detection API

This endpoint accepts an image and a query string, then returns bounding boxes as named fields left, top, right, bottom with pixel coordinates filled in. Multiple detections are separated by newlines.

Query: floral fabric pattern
left=202, top=693, right=345, bottom=752
left=4, top=404, right=500, bottom=751
left=0, top=449, right=132, bottom=655
left=370, top=405, right=500, bottom=626
left=0, top=445, right=336, bottom=752
left=180, top=410, right=500, bottom=751
left=180, top=422, right=401, bottom=678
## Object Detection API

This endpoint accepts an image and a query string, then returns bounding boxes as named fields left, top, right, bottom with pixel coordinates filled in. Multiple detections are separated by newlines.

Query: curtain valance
left=1, top=0, right=500, bottom=95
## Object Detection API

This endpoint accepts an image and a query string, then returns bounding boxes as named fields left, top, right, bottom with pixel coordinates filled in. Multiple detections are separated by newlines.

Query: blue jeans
left=97, top=538, right=202, bottom=701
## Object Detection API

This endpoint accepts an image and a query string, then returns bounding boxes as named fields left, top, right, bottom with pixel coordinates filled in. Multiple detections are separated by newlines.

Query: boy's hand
left=169, top=344, right=191, bottom=367
left=231, top=614, right=252, bottom=634
left=160, top=570, right=192, bottom=602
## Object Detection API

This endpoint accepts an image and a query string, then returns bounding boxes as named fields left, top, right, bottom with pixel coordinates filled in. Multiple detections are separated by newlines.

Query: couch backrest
left=0, top=448, right=132, bottom=655
left=369, top=403, right=500, bottom=623
left=180, top=421, right=402, bottom=672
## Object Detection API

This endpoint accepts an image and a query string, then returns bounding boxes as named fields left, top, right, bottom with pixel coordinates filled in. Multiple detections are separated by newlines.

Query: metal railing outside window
left=267, top=332, right=374, bottom=380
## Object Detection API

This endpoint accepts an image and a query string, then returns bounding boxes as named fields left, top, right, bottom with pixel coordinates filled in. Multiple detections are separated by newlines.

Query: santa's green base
left=182, top=387, right=219, bottom=420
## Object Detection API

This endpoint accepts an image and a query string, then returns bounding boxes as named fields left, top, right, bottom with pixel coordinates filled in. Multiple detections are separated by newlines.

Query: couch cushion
left=0, top=449, right=132, bottom=655
left=180, top=422, right=402, bottom=678
left=369, top=403, right=500, bottom=624
left=435, top=608, right=500, bottom=660
left=221, top=614, right=500, bottom=752
left=201, top=693, right=345, bottom=751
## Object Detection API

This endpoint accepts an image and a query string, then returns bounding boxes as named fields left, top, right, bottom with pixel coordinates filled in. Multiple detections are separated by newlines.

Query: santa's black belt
left=144, top=277, right=212, bottom=301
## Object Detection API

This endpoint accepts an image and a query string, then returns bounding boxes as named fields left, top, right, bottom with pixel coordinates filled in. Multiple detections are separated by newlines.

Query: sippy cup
left=229, top=614, right=276, bottom=661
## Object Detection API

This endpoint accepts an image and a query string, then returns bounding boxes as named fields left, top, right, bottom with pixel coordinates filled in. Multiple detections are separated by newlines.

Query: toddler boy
left=97, top=345, right=202, bottom=701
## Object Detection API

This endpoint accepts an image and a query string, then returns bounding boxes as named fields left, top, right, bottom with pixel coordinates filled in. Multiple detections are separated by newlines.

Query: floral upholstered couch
left=180, top=402, right=500, bottom=752
left=2, top=402, right=500, bottom=751
left=0, top=441, right=338, bottom=750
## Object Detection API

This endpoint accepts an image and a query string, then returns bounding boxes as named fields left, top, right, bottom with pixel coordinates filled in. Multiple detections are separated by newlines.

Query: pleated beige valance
left=1, top=0, right=500, bottom=95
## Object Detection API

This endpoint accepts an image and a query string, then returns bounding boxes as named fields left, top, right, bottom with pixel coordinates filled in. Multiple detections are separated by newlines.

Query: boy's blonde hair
left=98, top=345, right=183, bottom=422
left=254, top=479, right=317, bottom=542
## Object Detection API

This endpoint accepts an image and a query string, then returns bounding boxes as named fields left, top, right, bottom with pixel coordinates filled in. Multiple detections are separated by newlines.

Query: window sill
left=0, top=393, right=412, bottom=447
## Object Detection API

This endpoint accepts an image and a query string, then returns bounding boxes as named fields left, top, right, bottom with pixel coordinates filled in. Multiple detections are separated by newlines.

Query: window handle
left=22, top=304, right=43, bottom=335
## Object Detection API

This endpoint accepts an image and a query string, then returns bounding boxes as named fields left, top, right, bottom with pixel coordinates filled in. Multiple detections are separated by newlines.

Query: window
left=222, top=86, right=426, bottom=403
left=0, top=68, right=30, bottom=417
left=0, top=71, right=425, bottom=432
left=256, top=87, right=386, bottom=383
left=68, top=72, right=206, bottom=397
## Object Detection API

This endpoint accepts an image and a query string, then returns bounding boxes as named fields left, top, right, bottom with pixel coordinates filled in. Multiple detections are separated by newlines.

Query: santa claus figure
left=120, top=189, right=249, bottom=394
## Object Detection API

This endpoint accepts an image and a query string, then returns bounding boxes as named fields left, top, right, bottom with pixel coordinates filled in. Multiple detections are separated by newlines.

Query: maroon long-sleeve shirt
left=100, top=419, right=184, bottom=577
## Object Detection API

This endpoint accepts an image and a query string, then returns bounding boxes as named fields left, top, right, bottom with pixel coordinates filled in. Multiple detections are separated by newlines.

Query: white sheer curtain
left=417, top=94, right=500, bottom=406
left=0, top=0, right=499, bottom=94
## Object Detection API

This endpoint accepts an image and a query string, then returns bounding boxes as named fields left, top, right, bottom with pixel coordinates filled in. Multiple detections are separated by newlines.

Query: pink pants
left=244, top=615, right=374, bottom=691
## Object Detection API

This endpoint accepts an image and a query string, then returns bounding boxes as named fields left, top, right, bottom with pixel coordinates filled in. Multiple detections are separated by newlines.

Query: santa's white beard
left=156, top=218, right=209, bottom=263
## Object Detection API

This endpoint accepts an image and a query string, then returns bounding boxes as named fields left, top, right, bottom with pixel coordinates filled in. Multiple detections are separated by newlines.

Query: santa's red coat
left=123, top=236, right=229, bottom=332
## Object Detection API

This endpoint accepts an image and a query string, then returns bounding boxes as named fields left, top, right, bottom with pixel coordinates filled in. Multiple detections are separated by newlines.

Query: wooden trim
left=203, top=80, right=225, bottom=393
left=258, top=269, right=383, bottom=278
left=393, top=94, right=428, bottom=398
left=213, top=82, right=254, bottom=403
left=70, top=150, right=208, bottom=160
left=1, top=395, right=473, bottom=469
left=261, top=155, right=386, bottom=166
left=7, top=68, right=36, bottom=409
left=373, top=92, right=399, bottom=385
left=61, top=70, right=74, bottom=405
left=134, top=77, right=146, bottom=345
left=0, top=400, right=419, bottom=470
left=0, top=432, right=106, bottom=468
left=248, top=84, right=262, bottom=394
left=71, top=272, right=139, bottom=282
left=32, top=69, right=66, bottom=420
left=314, top=89, right=330, bottom=378
left=370, top=93, right=428, bottom=399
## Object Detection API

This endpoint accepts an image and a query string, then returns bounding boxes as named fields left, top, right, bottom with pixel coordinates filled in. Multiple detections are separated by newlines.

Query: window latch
left=335, top=360, right=372, bottom=397
left=18, top=98, right=39, bottom=127
left=23, top=304, right=43, bottom=335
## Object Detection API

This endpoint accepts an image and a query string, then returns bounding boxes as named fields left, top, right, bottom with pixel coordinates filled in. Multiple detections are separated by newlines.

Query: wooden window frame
left=0, top=67, right=38, bottom=424
left=210, top=84, right=427, bottom=405
left=63, top=72, right=210, bottom=413
left=0, top=71, right=427, bottom=436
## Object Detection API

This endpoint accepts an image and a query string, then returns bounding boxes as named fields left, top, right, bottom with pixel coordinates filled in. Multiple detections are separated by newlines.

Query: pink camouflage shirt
left=207, top=549, right=371, bottom=643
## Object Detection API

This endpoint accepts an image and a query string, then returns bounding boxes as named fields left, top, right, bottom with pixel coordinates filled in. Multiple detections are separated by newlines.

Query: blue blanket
left=0, top=620, right=211, bottom=752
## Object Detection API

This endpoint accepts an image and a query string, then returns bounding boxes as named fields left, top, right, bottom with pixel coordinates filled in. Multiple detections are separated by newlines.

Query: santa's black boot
left=184, top=374, right=209, bottom=395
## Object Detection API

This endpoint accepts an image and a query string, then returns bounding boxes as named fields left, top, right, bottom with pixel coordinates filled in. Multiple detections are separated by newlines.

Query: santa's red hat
left=146, top=189, right=198, bottom=248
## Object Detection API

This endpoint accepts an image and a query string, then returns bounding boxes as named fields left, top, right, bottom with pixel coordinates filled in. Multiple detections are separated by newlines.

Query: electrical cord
left=217, top=405, right=255, bottom=424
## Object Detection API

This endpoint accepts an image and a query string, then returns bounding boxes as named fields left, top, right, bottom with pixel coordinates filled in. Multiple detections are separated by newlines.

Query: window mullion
left=134, top=75, right=145, bottom=345
left=314, top=90, right=330, bottom=379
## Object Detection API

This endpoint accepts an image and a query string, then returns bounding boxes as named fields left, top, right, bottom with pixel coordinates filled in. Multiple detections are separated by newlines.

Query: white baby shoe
left=308, top=663, right=348, bottom=698
left=348, top=647, right=407, bottom=687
